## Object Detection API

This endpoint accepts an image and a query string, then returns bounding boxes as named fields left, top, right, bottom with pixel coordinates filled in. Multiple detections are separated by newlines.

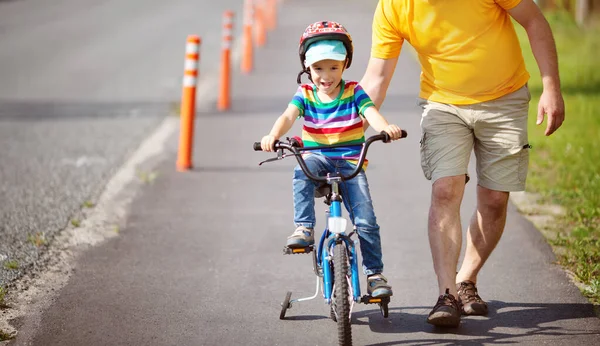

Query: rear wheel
left=333, top=242, right=352, bottom=346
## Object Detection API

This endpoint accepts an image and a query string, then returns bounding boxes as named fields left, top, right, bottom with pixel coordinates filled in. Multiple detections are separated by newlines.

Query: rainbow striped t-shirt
left=289, top=80, right=375, bottom=168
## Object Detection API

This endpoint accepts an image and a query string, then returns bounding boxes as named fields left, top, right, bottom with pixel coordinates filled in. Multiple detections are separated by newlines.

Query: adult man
left=360, top=0, right=565, bottom=327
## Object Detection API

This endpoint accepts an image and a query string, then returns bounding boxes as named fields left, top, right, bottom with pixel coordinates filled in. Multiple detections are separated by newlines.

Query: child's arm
left=261, top=104, right=300, bottom=152
left=363, top=106, right=403, bottom=140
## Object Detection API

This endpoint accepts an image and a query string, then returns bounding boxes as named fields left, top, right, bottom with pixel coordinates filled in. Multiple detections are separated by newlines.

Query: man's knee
left=478, top=186, right=509, bottom=213
left=432, top=176, right=465, bottom=206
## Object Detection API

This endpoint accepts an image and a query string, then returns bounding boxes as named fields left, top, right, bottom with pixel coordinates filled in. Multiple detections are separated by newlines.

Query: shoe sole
left=427, top=313, right=460, bottom=327
left=462, top=304, right=488, bottom=316
left=286, top=242, right=314, bottom=249
left=369, top=289, right=393, bottom=298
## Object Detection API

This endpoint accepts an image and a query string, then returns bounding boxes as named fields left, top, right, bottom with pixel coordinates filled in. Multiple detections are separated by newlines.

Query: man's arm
left=360, top=57, right=399, bottom=131
left=508, top=0, right=565, bottom=136
left=360, top=57, right=399, bottom=109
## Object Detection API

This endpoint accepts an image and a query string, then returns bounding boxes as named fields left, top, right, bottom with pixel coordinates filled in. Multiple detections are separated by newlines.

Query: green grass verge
left=515, top=11, right=600, bottom=304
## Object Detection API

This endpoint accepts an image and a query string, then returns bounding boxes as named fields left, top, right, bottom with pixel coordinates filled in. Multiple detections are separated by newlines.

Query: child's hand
left=383, top=124, right=403, bottom=141
left=261, top=135, right=277, bottom=152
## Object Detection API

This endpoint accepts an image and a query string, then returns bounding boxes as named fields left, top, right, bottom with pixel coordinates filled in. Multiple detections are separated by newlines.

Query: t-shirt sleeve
left=289, top=86, right=305, bottom=117
left=371, top=0, right=404, bottom=59
left=354, top=84, right=375, bottom=117
left=494, top=0, right=522, bottom=10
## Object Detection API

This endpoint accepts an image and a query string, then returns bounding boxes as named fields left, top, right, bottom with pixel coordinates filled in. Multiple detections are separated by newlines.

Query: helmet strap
left=296, top=68, right=312, bottom=84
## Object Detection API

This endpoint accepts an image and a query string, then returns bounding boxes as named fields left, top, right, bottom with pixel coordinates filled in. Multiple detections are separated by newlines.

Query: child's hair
left=296, top=21, right=354, bottom=84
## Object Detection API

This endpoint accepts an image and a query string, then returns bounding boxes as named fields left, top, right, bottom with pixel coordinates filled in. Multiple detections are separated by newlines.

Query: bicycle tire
left=280, top=291, right=292, bottom=320
left=333, top=242, right=352, bottom=346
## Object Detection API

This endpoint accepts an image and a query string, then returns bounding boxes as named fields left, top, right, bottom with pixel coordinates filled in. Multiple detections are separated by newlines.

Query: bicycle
left=253, top=130, right=407, bottom=346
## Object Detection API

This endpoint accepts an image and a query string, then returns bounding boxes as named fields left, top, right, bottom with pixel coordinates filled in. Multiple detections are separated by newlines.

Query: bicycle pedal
left=360, top=295, right=390, bottom=304
left=283, top=246, right=313, bottom=255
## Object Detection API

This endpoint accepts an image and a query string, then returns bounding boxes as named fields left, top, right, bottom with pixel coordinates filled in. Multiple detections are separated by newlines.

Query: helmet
left=299, top=21, right=353, bottom=68
left=297, top=21, right=353, bottom=84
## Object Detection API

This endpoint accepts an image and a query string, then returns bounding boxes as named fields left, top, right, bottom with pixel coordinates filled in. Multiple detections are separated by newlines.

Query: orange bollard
left=218, top=11, right=234, bottom=111
left=176, top=35, right=201, bottom=171
left=241, top=0, right=254, bottom=74
left=266, top=0, right=277, bottom=31
left=255, top=0, right=266, bottom=47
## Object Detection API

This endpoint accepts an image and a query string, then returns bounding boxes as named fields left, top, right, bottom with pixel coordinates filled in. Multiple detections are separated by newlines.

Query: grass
left=3, top=260, right=19, bottom=271
left=27, top=232, right=48, bottom=247
left=0, top=329, right=14, bottom=341
left=82, top=200, right=95, bottom=208
left=0, top=287, right=5, bottom=307
left=515, top=11, right=600, bottom=304
left=136, top=170, right=159, bottom=184
left=0, top=288, right=13, bottom=340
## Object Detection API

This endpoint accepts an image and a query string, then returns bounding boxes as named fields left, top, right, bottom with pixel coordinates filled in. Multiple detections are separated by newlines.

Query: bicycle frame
left=316, top=176, right=362, bottom=304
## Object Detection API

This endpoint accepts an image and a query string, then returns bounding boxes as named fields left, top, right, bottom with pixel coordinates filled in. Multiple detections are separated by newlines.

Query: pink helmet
left=297, top=21, right=353, bottom=83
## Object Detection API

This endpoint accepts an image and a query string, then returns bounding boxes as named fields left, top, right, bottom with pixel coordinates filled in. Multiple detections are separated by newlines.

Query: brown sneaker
left=456, top=281, right=488, bottom=316
left=427, top=288, right=461, bottom=327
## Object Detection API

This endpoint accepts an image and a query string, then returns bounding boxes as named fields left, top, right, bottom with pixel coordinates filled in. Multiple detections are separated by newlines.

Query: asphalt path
left=0, top=0, right=245, bottom=286
left=2, top=0, right=600, bottom=345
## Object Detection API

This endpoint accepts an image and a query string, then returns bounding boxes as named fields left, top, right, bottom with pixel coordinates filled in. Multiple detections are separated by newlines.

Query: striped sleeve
left=289, top=86, right=306, bottom=117
left=354, top=84, right=375, bottom=117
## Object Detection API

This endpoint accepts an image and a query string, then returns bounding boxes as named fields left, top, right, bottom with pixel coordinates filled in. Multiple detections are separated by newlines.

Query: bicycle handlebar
left=253, top=130, right=407, bottom=183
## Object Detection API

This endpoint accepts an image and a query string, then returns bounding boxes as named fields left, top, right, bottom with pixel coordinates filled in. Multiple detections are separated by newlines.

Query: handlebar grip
left=401, top=129, right=408, bottom=138
left=253, top=140, right=281, bottom=151
left=379, top=131, right=391, bottom=143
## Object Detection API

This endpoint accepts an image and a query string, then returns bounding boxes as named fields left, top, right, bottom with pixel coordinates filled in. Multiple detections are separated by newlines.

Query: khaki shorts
left=418, top=85, right=531, bottom=192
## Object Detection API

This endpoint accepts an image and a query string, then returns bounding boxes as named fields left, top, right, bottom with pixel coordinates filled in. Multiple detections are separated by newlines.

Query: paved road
left=3, top=0, right=600, bottom=345
left=0, top=0, right=245, bottom=286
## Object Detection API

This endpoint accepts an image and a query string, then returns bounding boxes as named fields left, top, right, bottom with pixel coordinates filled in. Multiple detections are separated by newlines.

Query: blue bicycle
left=254, top=130, right=407, bottom=346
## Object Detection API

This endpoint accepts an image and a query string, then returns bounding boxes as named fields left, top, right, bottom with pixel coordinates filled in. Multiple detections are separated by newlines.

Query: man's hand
left=537, top=88, right=565, bottom=136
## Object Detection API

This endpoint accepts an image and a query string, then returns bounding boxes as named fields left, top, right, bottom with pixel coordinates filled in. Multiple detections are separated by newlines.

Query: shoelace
left=434, top=289, right=459, bottom=310
left=458, top=282, right=482, bottom=303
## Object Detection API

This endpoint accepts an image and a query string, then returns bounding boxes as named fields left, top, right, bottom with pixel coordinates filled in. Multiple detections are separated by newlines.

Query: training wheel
left=280, top=291, right=292, bottom=319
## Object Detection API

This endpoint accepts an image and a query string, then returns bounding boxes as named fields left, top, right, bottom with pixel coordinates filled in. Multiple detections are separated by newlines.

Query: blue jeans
left=293, top=154, right=384, bottom=276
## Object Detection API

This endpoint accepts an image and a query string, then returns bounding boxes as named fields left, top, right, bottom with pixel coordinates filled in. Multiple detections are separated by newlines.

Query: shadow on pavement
left=347, top=301, right=599, bottom=345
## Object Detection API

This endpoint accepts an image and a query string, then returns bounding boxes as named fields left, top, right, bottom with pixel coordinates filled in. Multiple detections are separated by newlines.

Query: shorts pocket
left=420, top=132, right=432, bottom=180
left=518, top=144, right=531, bottom=184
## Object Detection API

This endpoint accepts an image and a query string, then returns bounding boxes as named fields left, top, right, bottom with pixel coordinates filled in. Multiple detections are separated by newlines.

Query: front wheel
left=333, top=242, right=352, bottom=346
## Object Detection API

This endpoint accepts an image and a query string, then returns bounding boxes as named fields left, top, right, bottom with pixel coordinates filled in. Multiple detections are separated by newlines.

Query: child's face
left=309, top=59, right=345, bottom=97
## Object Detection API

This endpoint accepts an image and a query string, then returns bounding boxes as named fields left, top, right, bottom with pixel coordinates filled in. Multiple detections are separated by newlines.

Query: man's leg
left=456, top=185, right=509, bottom=284
left=418, top=98, right=474, bottom=326
left=455, top=84, right=530, bottom=315
left=429, top=175, right=466, bottom=298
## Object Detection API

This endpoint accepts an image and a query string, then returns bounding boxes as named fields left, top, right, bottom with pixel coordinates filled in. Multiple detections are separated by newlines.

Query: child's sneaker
left=367, top=274, right=393, bottom=297
left=286, top=226, right=314, bottom=248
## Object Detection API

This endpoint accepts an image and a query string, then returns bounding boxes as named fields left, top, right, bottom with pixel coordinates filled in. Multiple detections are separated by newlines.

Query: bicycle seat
left=315, top=183, right=331, bottom=198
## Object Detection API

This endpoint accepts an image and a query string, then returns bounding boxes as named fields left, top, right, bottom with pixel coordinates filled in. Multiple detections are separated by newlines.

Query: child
left=260, top=21, right=403, bottom=298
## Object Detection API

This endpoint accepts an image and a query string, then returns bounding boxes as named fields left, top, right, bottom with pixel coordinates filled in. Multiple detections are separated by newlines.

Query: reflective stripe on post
left=255, top=0, right=266, bottom=47
left=266, top=0, right=277, bottom=31
left=218, top=10, right=234, bottom=111
left=241, top=0, right=253, bottom=74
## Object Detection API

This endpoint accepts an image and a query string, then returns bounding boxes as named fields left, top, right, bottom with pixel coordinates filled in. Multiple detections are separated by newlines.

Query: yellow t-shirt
left=371, top=0, right=530, bottom=104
